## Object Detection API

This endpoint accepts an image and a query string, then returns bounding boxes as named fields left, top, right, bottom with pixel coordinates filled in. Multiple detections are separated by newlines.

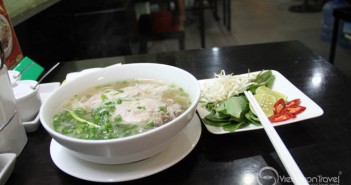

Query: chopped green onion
left=64, top=109, right=101, bottom=128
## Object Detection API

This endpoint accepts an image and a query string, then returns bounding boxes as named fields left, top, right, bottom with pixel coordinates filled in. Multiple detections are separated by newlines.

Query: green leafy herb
left=202, top=70, right=275, bottom=132
left=101, top=94, right=108, bottom=101
left=159, top=106, right=168, bottom=114
left=113, top=115, right=122, bottom=123
left=64, top=109, right=101, bottom=128
left=203, top=95, right=257, bottom=132
left=137, top=106, right=146, bottom=110
left=249, top=70, right=275, bottom=92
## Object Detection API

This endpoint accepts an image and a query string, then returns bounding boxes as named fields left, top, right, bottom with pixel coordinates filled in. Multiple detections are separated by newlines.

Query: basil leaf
left=223, top=122, right=250, bottom=132
left=250, top=70, right=275, bottom=92
left=245, top=111, right=261, bottom=126
left=222, top=96, right=248, bottom=119
left=202, top=118, right=232, bottom=127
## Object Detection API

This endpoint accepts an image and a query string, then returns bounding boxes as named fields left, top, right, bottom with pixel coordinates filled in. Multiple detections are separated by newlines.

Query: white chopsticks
left=244, top=91, right=309, bottom=185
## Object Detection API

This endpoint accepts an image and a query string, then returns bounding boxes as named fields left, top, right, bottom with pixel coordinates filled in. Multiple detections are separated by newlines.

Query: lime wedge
left=255, top=86, right=287, bottom=101
left=250, top=93, right=276, bottom=117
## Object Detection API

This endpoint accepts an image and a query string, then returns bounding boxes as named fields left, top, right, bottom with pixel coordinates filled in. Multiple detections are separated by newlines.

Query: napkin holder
left=0, top=52, right=27, bottom=156
left=0, top=111, right=27, bottom=155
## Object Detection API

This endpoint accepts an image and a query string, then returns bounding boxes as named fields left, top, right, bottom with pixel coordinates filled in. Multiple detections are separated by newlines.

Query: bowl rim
left=40, top=63, right=201, bottom=144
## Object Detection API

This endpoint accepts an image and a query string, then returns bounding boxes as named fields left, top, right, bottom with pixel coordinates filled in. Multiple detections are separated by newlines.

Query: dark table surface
left=7, top=40, right=351, bottom=185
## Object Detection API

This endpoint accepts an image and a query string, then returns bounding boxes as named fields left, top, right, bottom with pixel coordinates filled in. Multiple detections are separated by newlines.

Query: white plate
left=50, top=115, right=202, bottom=183
left=0, top=153, right=16, bottom=185
left=197, top=70, right=324, bottom=134
left=23, top=82, right=60, bottom=132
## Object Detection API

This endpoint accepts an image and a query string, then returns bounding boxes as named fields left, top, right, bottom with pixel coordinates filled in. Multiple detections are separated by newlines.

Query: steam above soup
left=53, top=79, right=191, bottom=140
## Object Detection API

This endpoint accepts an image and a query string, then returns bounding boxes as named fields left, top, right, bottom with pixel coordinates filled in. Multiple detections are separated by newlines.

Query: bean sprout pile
left=200, top=70, right=257, bottom=104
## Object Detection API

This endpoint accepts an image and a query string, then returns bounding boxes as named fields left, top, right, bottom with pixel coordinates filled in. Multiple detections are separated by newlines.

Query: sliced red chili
left=286, top=99, right=301, bottom=107
left=283, top=106, right=306, bottom=115
left=273, top=98, right=286, bottom=114
left=268, top=113, right=296, bottom=123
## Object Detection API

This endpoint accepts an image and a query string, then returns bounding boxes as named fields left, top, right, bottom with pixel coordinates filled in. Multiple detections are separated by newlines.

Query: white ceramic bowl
left=40, top=63, right=201, bottom=164
left=13, top=80, right=41, bottom=122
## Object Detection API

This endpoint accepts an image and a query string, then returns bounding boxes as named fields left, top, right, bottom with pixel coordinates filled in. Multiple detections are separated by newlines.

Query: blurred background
left=4, top=0, right=351, bottom=77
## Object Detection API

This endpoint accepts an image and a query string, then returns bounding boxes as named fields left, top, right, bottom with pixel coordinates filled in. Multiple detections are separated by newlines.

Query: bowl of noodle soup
left=40, top=63, right=200, bottom=164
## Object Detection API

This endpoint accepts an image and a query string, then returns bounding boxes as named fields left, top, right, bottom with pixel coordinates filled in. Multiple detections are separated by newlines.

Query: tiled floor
left=143, top=0, right=351, bottom=78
